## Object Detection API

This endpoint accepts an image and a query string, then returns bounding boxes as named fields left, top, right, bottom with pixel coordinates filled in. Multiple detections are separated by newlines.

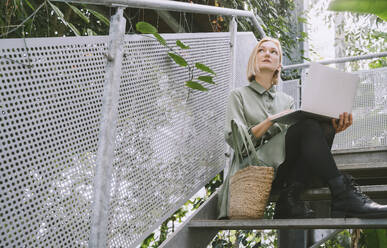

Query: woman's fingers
left=339, top=113, right=344, bottom=130
left=332, top=112, right=353, bottom=133
left=344, top=113, right=352, bottom=129
left=340, top=113, right=353, bottom=132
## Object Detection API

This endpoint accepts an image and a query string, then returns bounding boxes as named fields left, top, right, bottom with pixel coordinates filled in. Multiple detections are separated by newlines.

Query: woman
left=217, top=37, right=387, bottom=219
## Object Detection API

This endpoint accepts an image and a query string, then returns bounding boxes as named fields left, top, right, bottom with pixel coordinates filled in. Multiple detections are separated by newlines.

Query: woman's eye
left=271, top=50, right=278, bottom=54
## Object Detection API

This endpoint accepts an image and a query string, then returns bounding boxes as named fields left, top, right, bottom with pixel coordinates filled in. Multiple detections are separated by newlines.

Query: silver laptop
left=272, top=62, right=360, bottom=125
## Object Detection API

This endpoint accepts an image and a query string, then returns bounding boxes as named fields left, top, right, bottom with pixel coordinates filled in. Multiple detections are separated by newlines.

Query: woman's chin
left=258, top=66, right=276, bottom=72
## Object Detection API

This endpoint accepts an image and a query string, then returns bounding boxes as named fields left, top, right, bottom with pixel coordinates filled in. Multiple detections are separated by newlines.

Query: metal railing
left=282, top=52, right=387, bottom=70
left=54, top=0, right=266, bottom=37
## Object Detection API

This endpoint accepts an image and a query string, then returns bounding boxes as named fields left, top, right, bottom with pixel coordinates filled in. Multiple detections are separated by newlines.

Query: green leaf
left=197, top=75, right=215, bottom=84
left=176, top=40, right=190, bottom=49
left=185, top=81, right=208, bottom=92
left=49, top=2, right=64, bottom=19
left=67, top=3, right=89, bottom=23
left=25, top=0, right=35, bottom=11
left=195, top=62, right=216, bottom=75
left=87, top=9, right=110, bottom=26
left=297, top=16, right=307, bottom=24
left=376, top=229, right=387, bottom=247
left=49, top=2, right=80, bottom=36
left=328, top=0, right=387, bottom=21
left=153, top=33, right=167, bottom=46
left=136, top=21, right=157, bottom=34
left=67, top=23, right=80, bottom=36
left=168, top=53, right=188, bottom=67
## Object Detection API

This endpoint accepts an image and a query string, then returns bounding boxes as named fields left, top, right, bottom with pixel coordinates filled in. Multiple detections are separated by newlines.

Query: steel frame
left=53, top=0, right=267, bottom=37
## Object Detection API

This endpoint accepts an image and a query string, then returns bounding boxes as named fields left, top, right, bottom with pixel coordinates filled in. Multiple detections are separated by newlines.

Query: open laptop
left=272, top=62, right=360, bottom=125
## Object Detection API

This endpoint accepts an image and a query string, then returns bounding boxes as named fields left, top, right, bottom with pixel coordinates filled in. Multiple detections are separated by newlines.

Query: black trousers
left=274, top=119, right=341, bottom=188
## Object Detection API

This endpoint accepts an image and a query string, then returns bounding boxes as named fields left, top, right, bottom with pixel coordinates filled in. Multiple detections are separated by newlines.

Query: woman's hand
left=268, top=109, right=293, bottom=123
left=251, top=109, right=292, bottom=139
left=332, top=112, right=353, bottom=133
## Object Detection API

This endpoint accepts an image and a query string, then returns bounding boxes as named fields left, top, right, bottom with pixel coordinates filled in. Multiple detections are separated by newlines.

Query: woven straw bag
left=229, top=166, right=274, bottom=219
left=228, top=120, right=274, bottom=219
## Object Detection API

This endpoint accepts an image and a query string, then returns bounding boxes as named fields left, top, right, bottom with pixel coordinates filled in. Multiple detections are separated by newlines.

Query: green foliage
left=153, top=33, right=167, bottom=46
left=136, top=21, right=215, bottom=92
left=198, top=76, right=215, bottom=84
left=217, top=0, right=304, bottom=63
left=185, top=80, right=208, bottom=92
left=67, top=3, right=89, bottom=23
left=168, top=52, right=188, bottom=67
left=86, top=8, right=110, bottom=26
left=195, top=63, right=216, bottom=75
left=140, top=173, right=223, bottom=248
left=0, top=0, right=110, bottom=38
left=49, top=1, right=80, bottom=35
left=136, top=21, right=158, bottom=34
left=369, top=58, right=387, bottom=69
left=176, top=40, right=190, bottom=49
left=311, top=0, right=387, bottom=71
left=320, top=229, right=351, bottom=248
left=328, top=0, right=387, bottom=21
left=362, top=229, right=387, bottom=248
left=141, top=233, right=155, bottom=248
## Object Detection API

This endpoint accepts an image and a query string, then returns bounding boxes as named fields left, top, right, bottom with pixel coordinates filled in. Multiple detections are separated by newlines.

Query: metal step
left=337, top=161, right=387, bottom=185
left=189, top=218, right=387, bottom=230
left=302, top=184, right=387, bottom=201
left=333, top=146, right=387, bottom=165
left=270, top=184, right=387, bottom=201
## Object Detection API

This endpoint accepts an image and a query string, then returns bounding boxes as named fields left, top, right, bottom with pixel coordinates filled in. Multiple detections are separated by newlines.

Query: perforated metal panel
left=0, top=33, right=231, bottom=248
left=278, top=79, right=301, bottom=109
left=0, top=36, right=107, bottom=247
left=106, top=33, right=231, bottom=247
left=333, top=67, right=387, bottom=150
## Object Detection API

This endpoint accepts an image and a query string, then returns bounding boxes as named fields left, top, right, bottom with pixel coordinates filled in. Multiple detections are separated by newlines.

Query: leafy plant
left=328, top=0, right=387, bottom=21
left=136, top=21, right=216, bottom=92
left=0, top=0, right=111, bottom=38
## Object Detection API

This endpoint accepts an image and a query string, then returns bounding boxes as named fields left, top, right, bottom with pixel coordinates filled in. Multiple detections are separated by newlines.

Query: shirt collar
left=249, top=80, right=276, bottom=99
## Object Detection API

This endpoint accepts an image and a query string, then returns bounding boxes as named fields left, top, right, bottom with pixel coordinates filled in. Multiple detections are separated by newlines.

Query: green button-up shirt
left=218, top=80, right=294, bottom=219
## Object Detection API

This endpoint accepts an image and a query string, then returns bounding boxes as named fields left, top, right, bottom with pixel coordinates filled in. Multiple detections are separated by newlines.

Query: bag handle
left=231, top=120, right=269, bottom=167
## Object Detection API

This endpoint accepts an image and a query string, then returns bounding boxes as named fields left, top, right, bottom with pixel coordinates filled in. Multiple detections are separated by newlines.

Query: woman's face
left=255, top=41, right=280, bottom=73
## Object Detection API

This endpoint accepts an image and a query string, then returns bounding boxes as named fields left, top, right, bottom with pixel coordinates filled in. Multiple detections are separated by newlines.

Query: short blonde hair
left=247, top=37, right=283, bottom=85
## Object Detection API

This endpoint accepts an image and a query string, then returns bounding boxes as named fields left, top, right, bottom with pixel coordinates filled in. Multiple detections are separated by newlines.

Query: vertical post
left=223, top=16, right=238, bottom=176
left=89, top=7, right=126, bottom=248
left=229, top=16, right=237, bottom=90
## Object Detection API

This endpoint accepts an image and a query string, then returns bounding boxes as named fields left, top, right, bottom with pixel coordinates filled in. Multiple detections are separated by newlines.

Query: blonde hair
left=247, top=37, right=283, bottom=85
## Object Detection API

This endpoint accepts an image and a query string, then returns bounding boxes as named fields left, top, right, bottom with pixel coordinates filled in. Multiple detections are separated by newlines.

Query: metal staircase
left=161, top=146, right=387, bottom=248
left=1, top=1, right=386, bottom=247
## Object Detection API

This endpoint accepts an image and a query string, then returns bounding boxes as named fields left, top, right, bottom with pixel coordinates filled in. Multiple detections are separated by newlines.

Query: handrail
left=53, top=0, right=266, bottom=37
left=283, top=51, right=387, bottom=70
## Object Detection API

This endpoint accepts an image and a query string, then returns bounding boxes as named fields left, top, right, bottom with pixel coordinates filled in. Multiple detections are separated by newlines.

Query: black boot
left=328, top=174, right=387, bottom=218
left=274, top=181, right=315, bottom=219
